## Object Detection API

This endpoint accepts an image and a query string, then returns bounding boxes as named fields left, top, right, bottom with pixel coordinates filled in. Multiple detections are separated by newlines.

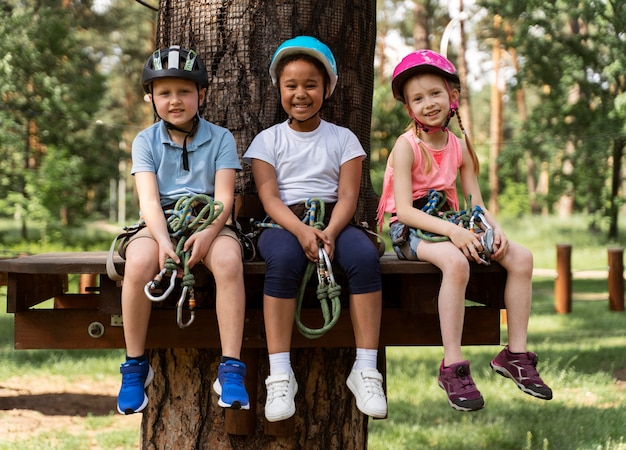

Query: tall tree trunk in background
left=489, top=15, right=503, bottom=215
left=609, top=138, right=624, bottom=240
left=456, top=0, right=472, bottom=135
left=413, top=1, right=429, bottom=49
left=505, top=22, right=539, bottom=214
left=141, top=1, right=377, bottom=448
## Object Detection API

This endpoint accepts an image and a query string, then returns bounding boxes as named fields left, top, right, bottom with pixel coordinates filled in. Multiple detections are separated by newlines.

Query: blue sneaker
left=212, top=360, right=250, bottom=410
left=117, top=359, right=154, bottom=415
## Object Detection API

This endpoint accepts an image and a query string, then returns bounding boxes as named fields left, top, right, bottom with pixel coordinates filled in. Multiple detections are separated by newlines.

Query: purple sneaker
left=490, top=346, right=553, bottom=400
left=438, top=360, right=485, bottom=412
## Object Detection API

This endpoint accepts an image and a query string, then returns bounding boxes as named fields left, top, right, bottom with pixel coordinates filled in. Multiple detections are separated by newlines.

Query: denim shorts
left=389, top=221, right=422, bottom=261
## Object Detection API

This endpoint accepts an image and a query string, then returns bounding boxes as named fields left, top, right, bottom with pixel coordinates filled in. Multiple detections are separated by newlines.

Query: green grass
left=0, top=215, right=625, bottom=449
left=368, top=277, right=626, bottom=450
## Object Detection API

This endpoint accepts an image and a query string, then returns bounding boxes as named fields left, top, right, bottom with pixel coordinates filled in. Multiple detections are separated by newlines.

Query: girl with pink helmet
left=377, top=49, right=552, bottom=411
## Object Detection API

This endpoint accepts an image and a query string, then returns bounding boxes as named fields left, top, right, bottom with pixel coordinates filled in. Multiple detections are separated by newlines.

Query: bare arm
left=135, top=171, right=180, bottom=269
left=252, top=159, right=329, bottom=262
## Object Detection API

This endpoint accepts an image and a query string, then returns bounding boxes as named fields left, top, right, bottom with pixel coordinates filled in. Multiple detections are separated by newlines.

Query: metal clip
left=317, top=247, right=336, bottom=285
left=176, top=286, right=196, bottom=328
left=144, top=268, right=177, bottom=301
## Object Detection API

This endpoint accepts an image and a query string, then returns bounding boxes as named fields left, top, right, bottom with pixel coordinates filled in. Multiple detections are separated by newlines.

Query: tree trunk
left=608, top=138, right=624, bottom=240
left=141, top=348, right=367, bottom=449
left=142, top=1, right=377, bottom=448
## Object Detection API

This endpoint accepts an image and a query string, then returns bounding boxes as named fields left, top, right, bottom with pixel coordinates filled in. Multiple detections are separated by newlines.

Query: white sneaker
left=346, top=368, right=388, bottom=418
left=264, top=372, right=298, bottom=422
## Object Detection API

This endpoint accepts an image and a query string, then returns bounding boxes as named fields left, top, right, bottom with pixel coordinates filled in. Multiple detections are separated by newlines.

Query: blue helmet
left=269, top=36, right=338, bottom=96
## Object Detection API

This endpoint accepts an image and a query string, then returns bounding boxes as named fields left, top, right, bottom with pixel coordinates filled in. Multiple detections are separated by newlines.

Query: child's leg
left=257, top=228, right=307, bottom=354
left=495, top=241, right=533, bottom=352
left=118, top=235, right=159, bottom=414
left=334, top=227, right=387, bottom=418
left=205, top=232, right=250, bottom=409
left=257, top=228, right=305, bottom=421
left=333, top=226, right=383, bottom=349
left=121, top=236, right=160, bottom=357
left=205, top=234, right=245, bottom=359
left=416, top=241, right=470, bottom=366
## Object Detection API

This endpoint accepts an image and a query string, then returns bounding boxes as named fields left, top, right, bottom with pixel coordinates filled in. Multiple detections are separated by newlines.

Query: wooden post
left=554, top=244, right=572, bottom=314
left=79, top=273, right=98, bottom=294
left=608, top=248, right=625, bottom=312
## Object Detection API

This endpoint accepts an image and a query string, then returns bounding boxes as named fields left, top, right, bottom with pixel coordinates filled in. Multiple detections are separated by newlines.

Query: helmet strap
left=149, top=85, right=202, bottom=171
left=163, top=115, right=199, bottom=171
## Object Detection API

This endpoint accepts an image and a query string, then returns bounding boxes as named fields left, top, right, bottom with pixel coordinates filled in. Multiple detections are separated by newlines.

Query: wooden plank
left=6, top=273, right=66, bottom=313
left=0, top=251, right=507, bottom=277
left=0, top=252, right=122, bottom=275
left=13, top=305, right=499, bottom=350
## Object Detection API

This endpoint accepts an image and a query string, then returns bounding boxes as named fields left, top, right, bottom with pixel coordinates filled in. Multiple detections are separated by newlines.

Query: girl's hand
left=449, top=224, right=485, bottom=264
left=489, top=226, right=509, bottom=260
left=296, top=226, right=331, bottom=262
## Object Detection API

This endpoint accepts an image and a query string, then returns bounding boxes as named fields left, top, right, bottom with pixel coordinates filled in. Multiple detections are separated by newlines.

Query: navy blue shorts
left=257, top=225, right=382, bottom=298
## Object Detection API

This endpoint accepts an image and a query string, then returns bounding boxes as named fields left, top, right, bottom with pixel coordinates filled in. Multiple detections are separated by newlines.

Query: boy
left=116, top=46, right=249, bottom=414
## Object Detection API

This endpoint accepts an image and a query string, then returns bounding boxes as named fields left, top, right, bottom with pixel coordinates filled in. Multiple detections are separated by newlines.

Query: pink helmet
left=391, top=49, right=460, bottom=102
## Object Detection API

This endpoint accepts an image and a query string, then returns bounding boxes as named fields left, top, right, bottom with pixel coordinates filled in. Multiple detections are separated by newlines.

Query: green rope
left=414, top=190, right=479, bottom=242
left=410, top=190, right=493, bottom=263
left=163, top=194, right=224, bottom=290
left=254, top=198, right=342, bottom=339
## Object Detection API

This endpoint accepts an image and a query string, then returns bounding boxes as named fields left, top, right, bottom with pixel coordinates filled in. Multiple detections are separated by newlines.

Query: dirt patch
left=0, top=375, right=141, bottom=448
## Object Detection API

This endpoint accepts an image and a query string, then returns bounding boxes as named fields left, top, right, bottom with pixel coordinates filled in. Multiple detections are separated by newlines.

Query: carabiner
left=144, top=268, right=177, bottom=302
left=317, top=247, right=328, bottom=285
left=176, top=286, right=196, bottom=328
left=319, top=248, right=336, bottom=285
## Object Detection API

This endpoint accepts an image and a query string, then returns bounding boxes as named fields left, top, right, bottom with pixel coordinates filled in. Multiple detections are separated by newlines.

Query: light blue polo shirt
left=131, top=119, right=241, bottom=207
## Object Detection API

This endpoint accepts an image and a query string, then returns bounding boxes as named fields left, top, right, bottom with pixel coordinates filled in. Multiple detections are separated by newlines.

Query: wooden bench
left=0, top=251, right=506, bottom=350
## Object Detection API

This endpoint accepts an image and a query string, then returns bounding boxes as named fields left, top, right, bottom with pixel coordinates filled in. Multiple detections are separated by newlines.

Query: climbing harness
left=412, top=190, right=494, bottom=264
left=144, top=194, right=224, bottom=328
left=254, top=198, right=342, bottom=339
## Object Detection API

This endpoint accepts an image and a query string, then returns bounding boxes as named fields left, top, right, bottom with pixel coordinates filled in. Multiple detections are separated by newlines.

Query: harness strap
left=408, top=190, right=494, bottom=264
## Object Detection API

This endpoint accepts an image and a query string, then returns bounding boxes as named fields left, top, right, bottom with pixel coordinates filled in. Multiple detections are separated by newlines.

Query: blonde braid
left=414, top=122, right=433, bottom=174
left=456, top=111, right=479, bottom=175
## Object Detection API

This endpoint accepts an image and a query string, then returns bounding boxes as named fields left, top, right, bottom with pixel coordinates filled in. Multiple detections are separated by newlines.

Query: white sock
left=352, top=348, right=378, bottom=372
left=269, top=352, right=292, bottom=376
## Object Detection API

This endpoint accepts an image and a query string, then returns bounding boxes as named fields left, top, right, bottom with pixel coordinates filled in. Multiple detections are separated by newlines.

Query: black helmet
left=141, top=45, right=208, bottom=93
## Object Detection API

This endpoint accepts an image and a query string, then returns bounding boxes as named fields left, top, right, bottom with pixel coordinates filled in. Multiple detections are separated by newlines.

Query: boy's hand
left=159, top=240, right=180, bottom=275
left=183, top=227, right=217, bottom=268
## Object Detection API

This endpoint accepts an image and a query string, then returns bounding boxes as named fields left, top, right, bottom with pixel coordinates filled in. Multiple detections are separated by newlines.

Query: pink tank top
left=376, top=129, right=463, bottom=230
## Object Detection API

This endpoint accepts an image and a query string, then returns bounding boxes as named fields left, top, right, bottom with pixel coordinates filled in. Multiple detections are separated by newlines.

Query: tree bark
left=141, top=1, right=377, bottom=448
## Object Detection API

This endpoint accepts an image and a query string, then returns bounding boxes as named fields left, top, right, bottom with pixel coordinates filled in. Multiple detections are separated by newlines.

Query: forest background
left=1, top=0, right=626, bottom=248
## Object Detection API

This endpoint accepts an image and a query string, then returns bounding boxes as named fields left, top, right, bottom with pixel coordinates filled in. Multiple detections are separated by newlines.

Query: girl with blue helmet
left=244, top=36, right=387, bottom=422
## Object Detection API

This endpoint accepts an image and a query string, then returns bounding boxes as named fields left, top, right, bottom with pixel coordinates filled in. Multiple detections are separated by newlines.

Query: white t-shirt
left=243, top=120, right=365, bottom=205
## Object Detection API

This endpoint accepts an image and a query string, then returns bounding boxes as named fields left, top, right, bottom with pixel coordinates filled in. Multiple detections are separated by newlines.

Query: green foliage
left=497, top=181, right=531, bottom=217
left=371, top=78, right=410, bottom=194
left=478, top=0, right=626, bottom=237
left=0, top=0, right=155, bottom=235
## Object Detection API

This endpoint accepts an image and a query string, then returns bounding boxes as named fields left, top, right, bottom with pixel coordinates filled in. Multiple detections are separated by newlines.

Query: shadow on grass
left=0, top=393, right=117, bottom=417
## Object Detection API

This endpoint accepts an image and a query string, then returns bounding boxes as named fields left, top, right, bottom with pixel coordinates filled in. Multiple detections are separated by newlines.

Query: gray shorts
left=118, top=224, right=242, bottom=259
left=389, top=221, right=423, bottom=261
